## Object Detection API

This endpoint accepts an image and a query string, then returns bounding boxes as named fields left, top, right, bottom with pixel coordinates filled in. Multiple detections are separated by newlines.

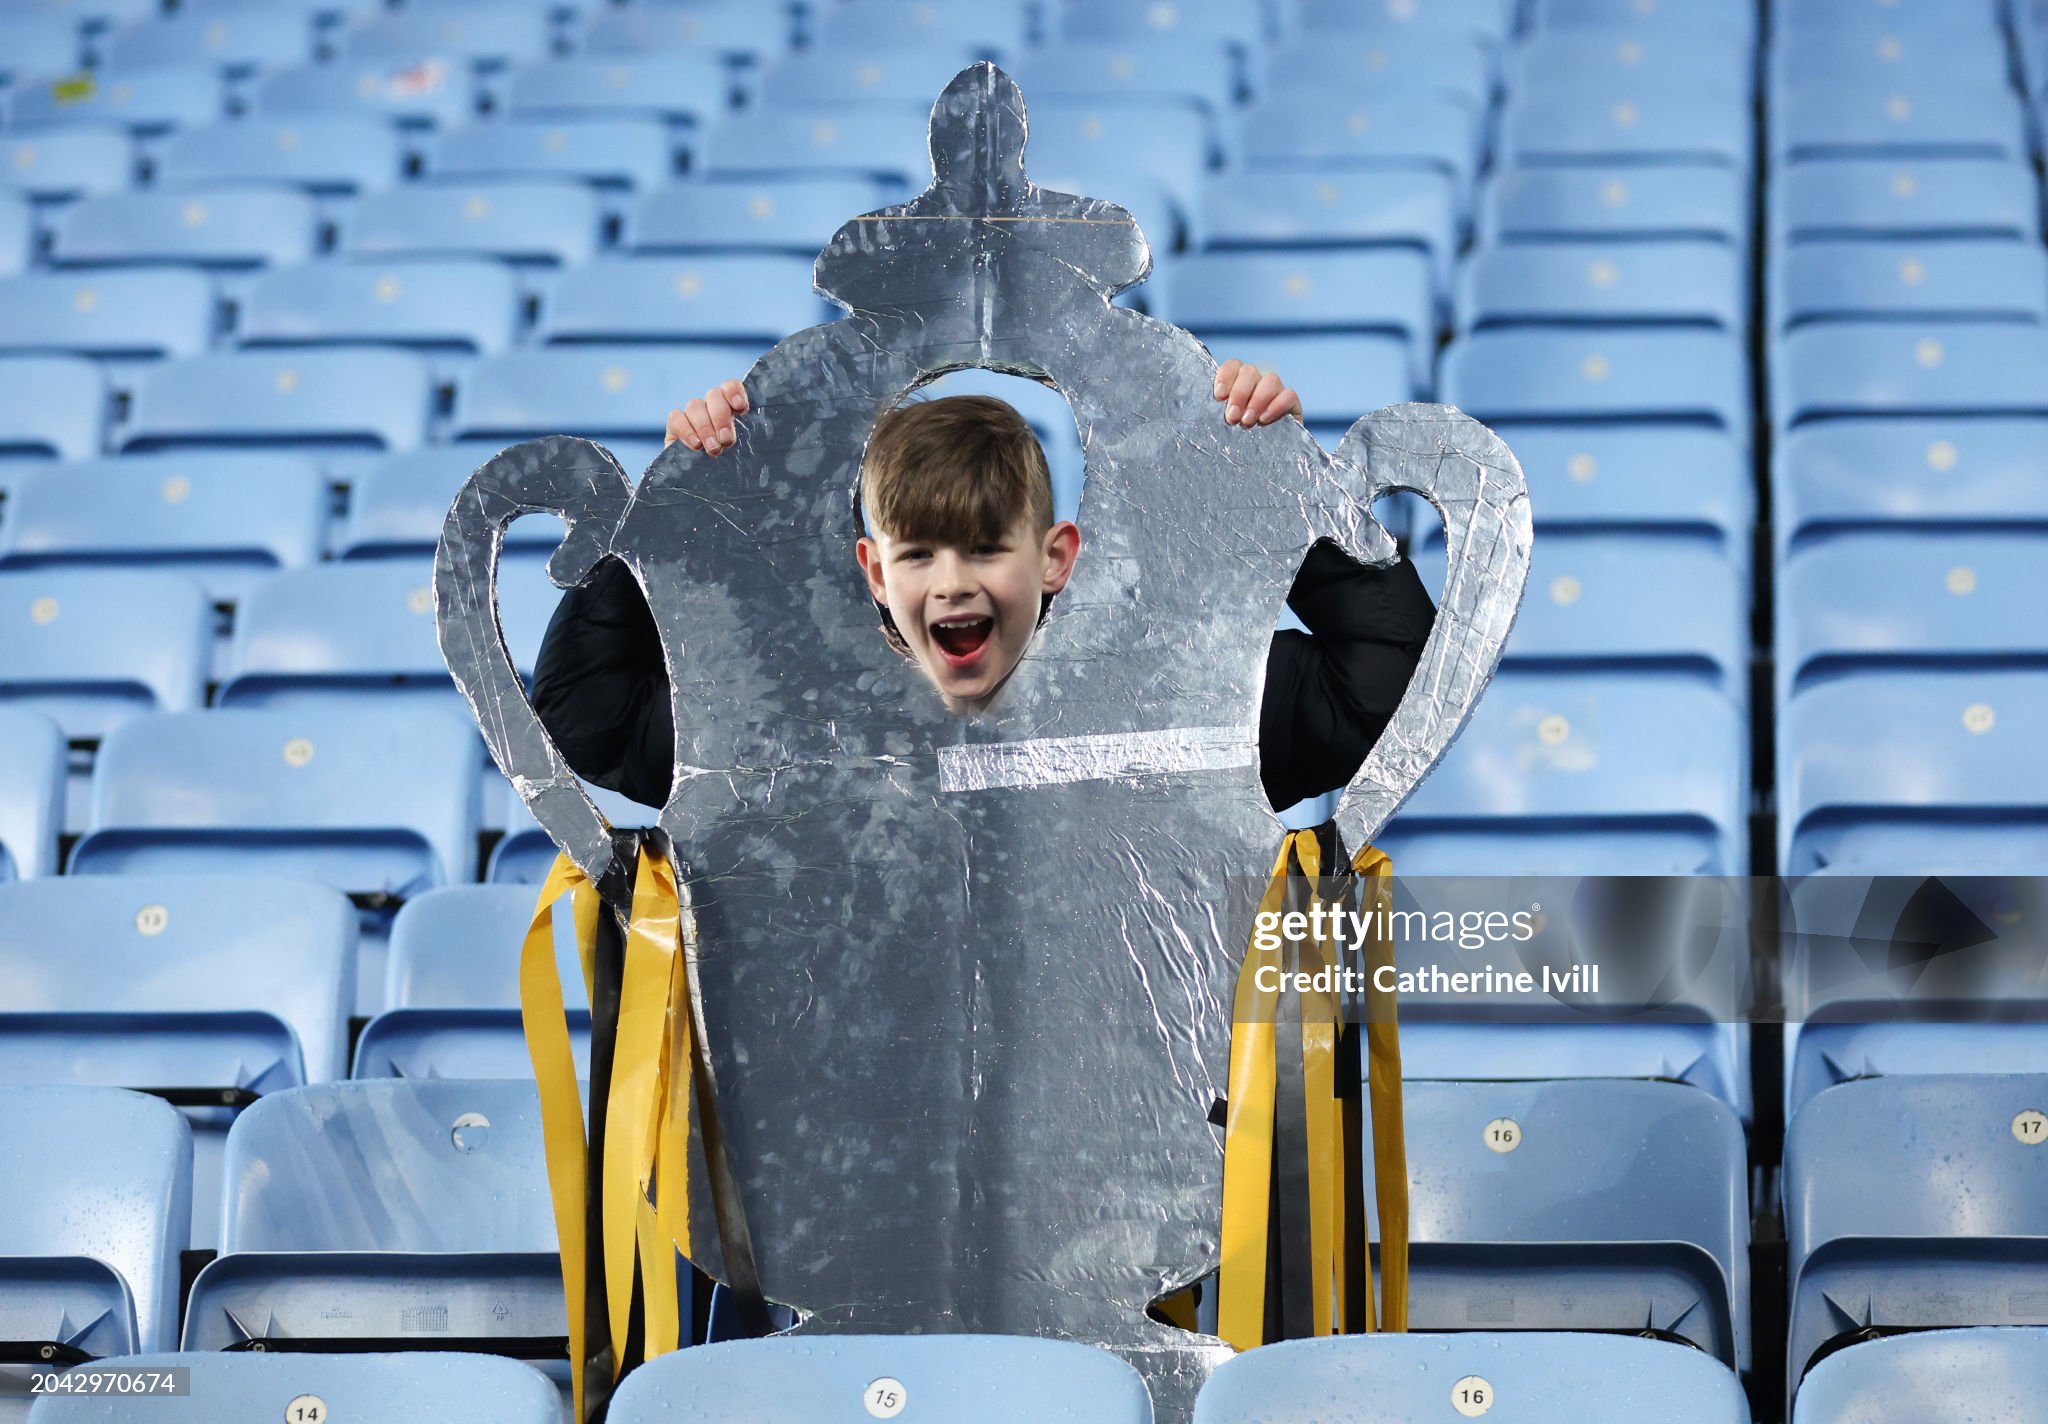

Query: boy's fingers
left=722, top=378, right=749, bottom=414
left=664, top=407, right=689, bottom=448
left=1259, top=386, right=1302, bottom=424
left=1226, top=362, right=1265, bottom=424
left=684, top=397, right=717, bottom=453
left=1213, top=358, right=1241, bottom=400
left=704, top=387, right=734, bottom=448
left=1246, top=369, right=1285, bottom=423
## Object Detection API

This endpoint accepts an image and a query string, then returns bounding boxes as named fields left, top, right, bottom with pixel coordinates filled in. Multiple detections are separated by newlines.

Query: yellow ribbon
left=523, top=848, right=695, bottom=1420
left=1217, top=833, right=1408, bottom=1350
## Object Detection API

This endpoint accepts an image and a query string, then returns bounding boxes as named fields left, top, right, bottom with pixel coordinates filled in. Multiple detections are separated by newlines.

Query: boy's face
left=856, top=512, right=1081, bottom=712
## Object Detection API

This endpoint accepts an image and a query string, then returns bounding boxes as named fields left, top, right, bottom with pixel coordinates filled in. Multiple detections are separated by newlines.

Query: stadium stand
left=48, top=188, right=318, bottom=270
left=0, top=568, right=211, bottom=738
left=343, top=178, right=603, bottom=266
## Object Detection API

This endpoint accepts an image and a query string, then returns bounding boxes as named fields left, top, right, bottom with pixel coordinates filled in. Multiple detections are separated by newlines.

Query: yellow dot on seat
left=1538, top=714, right=1570, bottom=745
left=544, top=130, right=567, bottom=153
left=162, top=476, right=191, bottom=505
left=675, top=271, right=703, bottom=298
left=1886, top=95, right=1911, bottom=122
left=1386, top=0, right=1417, bottom=18
left=855, top=63, right=883, bottom=88
left=29, top=596, right=58, bottom=626
left=812, top=121, right=839, bottom=147
left=1877, top=35, right=1903, bottom=60
left=1891, top=172, right=1917, bottom=198
left=1601, top=180, right=1629, bottom=208
left=1927, top=438, right=1958, bottom=471
left=602, top=366, right=631, bottom=393
left=356, top=72, right=379, bottom=99
left=72, top=287, right=97, bottom=313
left=1581, top=353, right=1610, bottom=381
left=374, top=275, right=401, bottom=303
left=1618, top=40, right=1644, bottom=65
left=1915, top=337, right=1944, bottom=368
left=914, top=3, right=937, bottom=24
left=1611, top=100, right=1639, bottom=128
left=182, top=200, right=207, bottom=227
left=408, top=586, right=434, bottom=615
left=1899, top=257, right=1925, bottom=286
left=1080, top=114, right=1103, bottom=140
left=1314, top=181, right=1339, bottom=203
left=204, top=21, right=226, bottom=48
left=606, top=66, right=631, bottom=90
left=283, top=737, right=316, bottom=767
left=1283, top=274, right=1311, bottom=297
left=1946, top=565, right=1977, bottom=596
left=1549, top=576, right=1582, bottom=606
left=1109, top=54, right=1135, bottom=78
left=463, top=194, right=489, bottom=220
left=1588, top=259, right=1619, bottom=288
left=747, top=193, right=775, bottom=220
left=1963, top=703, right=1995, bottom=734
left=1346, top=111, right=1371, bottom=135
left=1568, top=453, right=1597, bottom=482
left=277, top=129, right=300, bottom=152
left=275, top=368, right=300, bottom=394
left=1146, top=1, right=1179, bottom=28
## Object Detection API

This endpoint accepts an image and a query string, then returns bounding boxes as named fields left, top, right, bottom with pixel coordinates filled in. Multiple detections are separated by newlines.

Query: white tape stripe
left=938, top=726, right=1256, bottom=793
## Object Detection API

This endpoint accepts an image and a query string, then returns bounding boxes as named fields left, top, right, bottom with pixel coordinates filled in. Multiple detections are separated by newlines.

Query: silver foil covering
left=435, top=64, right=1530, bottom=1421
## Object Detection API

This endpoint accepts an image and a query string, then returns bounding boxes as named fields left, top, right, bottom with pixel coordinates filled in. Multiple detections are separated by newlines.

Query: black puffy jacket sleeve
left=530, top=558, right=676, bottom=808
left=1258, top=541, right=1437, bottom=814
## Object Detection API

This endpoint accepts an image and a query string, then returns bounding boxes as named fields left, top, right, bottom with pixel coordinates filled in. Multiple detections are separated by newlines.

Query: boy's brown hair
left=860, top=394, right=1054, bottom=543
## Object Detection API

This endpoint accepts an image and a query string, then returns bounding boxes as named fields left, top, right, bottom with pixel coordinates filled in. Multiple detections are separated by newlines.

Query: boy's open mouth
left=930, top=614, right=994, bottom=664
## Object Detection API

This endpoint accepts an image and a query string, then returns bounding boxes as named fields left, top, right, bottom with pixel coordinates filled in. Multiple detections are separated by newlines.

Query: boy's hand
left=666, top=379, right=750, bottom=455
left=1214, top=359, right=1302, bottom=427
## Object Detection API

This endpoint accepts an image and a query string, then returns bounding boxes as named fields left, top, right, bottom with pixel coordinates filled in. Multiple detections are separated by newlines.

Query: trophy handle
left=434, top=435, right=637, bottom=887
left=1332, top=402, right=1533, bottom=850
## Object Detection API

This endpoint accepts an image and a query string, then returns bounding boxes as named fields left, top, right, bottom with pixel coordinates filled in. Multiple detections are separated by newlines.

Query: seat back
left=0, top=568, right=211, bottom=738
left=427, top=118, right=676, bottom=190
left=1773, top=239, right=2048, bottom=330
left=50, top=188, right=316, bottom=269
left=539, top=254, right=827, bottom=347
left=1771, top=158, right=2038, bottom=244
left=0, top=707, right=64, bottom=881
left=157, top=117, right=400, bottom=193
left=121, top=349, right=431, bottom=454
left=1442, top=330, right=1751, bottom=443
left=0, top=356, right=103, bottom=462
left=236, top=259, right=519, bottom=356
left=1792, top=1325, right=2048, bottom=1424
left=0, top=268, right=214, bottom=361
left=1776, top=418, right=2048, bottom=553
left=450, top=346, right=761, bottom=445
left=345, top=178, right=600, bottom=265
left=628, top=176, right=890, bottom=256
left=1480, top=165, right=1750, bottom=246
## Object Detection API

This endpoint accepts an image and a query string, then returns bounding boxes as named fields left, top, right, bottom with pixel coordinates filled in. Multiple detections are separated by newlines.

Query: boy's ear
left=855, top=535, right=890, bottom=603
left=1040, top=520, right=1081, bottom=594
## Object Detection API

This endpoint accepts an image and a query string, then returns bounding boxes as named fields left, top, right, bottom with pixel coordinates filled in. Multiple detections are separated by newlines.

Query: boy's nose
left=929, top=551, right=978, bottom=596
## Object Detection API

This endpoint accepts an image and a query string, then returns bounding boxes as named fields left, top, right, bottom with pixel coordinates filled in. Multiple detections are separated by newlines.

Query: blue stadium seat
left=0, top=873, right=356, bottom=1246
left=0, top=16, right=81, bottom=82
left=183, top=1079, right=564, bottom=1357
left=428, top=117, right=677, bottom=190
left=121, top=349, right=431, bottom=454
left=1775, top=419, right=2048, bottom=554
left=539, top=255, right=828, bottom=346
left=1500, top=84, right=1751, bottom=169
left=1377, top=1078, right=1749, bottom=1367
left=345, top=178, right=600, bottom=265
left=1297, top=0, right=1514, bottom=45
left=580, top=0, right=788, bottom=64
left=0, top=569, right=210, bottom=737
left=0, top=269, right=214, bottom=361
left=1421, top=531, right=1746, bottom=692
left=505, top=53, right=731, bottom=125
left=1771, top=326, right=2048, bottom=429
left=217, top=559, right=562, bottom=711
left=1200, top=170, right=1458, bottom=297
left=1531, top=0, right=1754, bottom=40
left=1773, top=240, right=2048, bottom=330
left=628, top=176, right=889, bottom=256
left=701, top=103, right=933, bottom=188
left=236, top=259, right=519, bottom=356
left=818, top=0, right=1033, bottom=58
left=1780, top=671, right=2048, bottom=874
left=1449, top=429, right=1751, bottom=548
left=1786, top=1016, right=2048, bottom=1124
left=1266, top=31, right=1493, bottom=113
left=50, top=188, right=318, bottom=269
left=1441, top=330, right=1751, bottom=444
left=1792, top=1327, right=2048, bottom=1424
left=1067, top=0, right=1277, bottom=47
left=1242, top=93, right=1479, bottom=201
left=1508, top=30, right=1753, bottom=95
left=609, top=1337, right=1151, bottom=1424
left=5, top=65, right=221, bottom=133
left=757, top=45, right=985, bottom=108
left=338, top=446, right=568, bottom=561
left=488, top=779, right=661, bottom=885
left=25, top=1351, right=563, bottom=1423
left=354, top=883, right=588, bottom=1079
left=1404, top=1020, right=1752, bottom=1122
left=1775, top=83, right=2026, bottom=162
left=1785, top=1075, right=2048, bottom=1411
left=0, top=708, right=63, bottom=881
left=450, top=346, right=762, bottom=446
left=157, top=118, right=401, bottom=194
left=1013, top=39, right=1240, bottom=126
left=1166, top=249, right=1436, bottom=389
left=1194, top=1334, right=1747, bottom=1424
left=255, top=58, right=478, bottom=129
left=1029, top=97, right=1220, bottom=218
left=1189, top=333, right=1413, bottom=432
left=1769, top=26, right=2007, bottom=94
left=104, top=9, right=314, bottom=70
left=0, top=356, right=103, bottom=462
left=1480, top=165, right=1751, bottom=246
left=1455, top=241, right=1743, bottom=332
left=0, top=127, right=133, bottom=199
left=1777, top=531, right=2048, bottom=700
left=0, top=1086, right=189, bottom=1355
left=1771, top=159, right=2039, bottom=244
left=341, top=2, right=556, bottom=67
left=0, top=192, right=27, bottom=277
left=1379, top=673, right=1748, bottom=874
left=0, top=454, right=326, bottom=604
left=73, top=707, right=483, bottom=899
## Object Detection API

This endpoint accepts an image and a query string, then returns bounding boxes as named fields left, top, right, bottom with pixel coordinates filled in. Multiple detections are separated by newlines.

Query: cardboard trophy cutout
left=436, top=64, right=1530, bottom=1421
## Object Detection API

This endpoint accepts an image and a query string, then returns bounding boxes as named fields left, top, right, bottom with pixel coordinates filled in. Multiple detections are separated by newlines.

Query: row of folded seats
left=9, top=1067, right=2047, bottom=1418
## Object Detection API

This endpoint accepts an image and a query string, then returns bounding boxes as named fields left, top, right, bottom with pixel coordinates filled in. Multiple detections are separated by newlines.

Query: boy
left=531, top=363, right=1435, bottom=815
